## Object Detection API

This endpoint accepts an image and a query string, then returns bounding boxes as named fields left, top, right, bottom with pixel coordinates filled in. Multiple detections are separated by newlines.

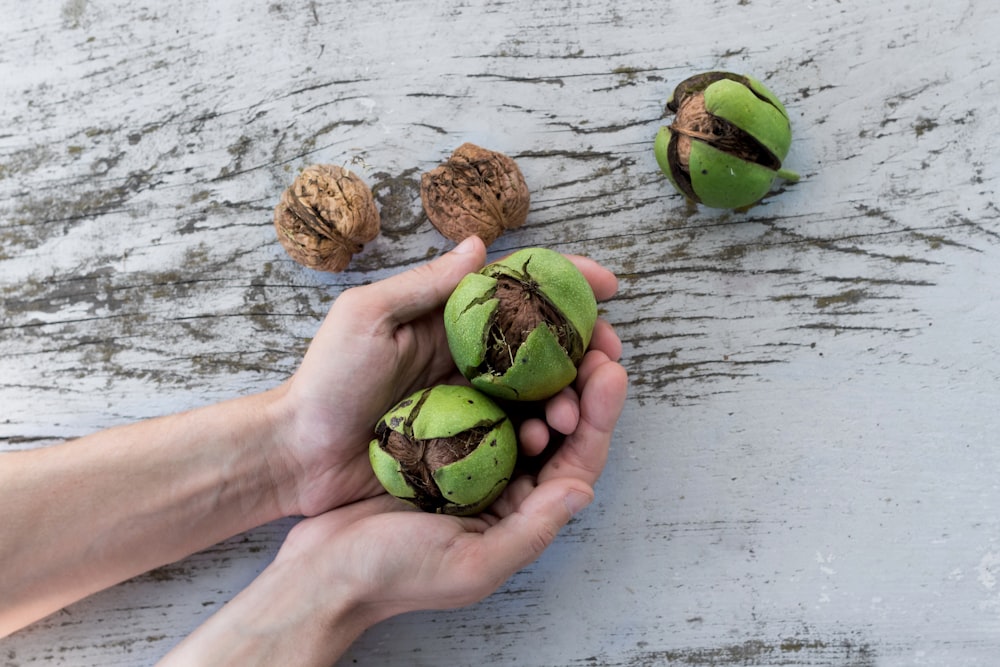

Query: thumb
left=364, top=235, right=486, bottom=324
left=477, top=479, right=593, bottom=576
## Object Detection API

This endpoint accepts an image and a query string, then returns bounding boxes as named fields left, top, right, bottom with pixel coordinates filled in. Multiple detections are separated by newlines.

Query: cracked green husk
left=654, top=71, right=799, bottom=209
left=444, top=247, right=597, bottom=401
left=369, top=385, right=517, bottom=516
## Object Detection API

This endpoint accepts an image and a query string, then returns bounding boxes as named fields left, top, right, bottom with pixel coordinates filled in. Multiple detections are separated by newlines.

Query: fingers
left=566, top=254, right=618, bottom=302
left=472, top=479, right=592, bottom=577
left=590, top=319, right=623, bottom=362
left=486, top=475, right=537, bottom=519
left=538, top=354, right=628, bottom=488
left=545, top=387, right=580, bottom=436
left=519, top=320, right=622, bottom=454
left=344, top=235, right=487, bottom=326
left=518, top=418, right=550, bottom=456
left=575, top=348, right=612, bottom=388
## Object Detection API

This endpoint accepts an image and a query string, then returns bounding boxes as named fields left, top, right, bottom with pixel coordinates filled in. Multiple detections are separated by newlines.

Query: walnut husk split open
left=444, top=247, right=598, bottom=402
left=485, top=275, right=573, bottom=375
left=670, top=93, right=781, bottom=194
left=420, top=143, right=529, bottom=246
left=273, top=164, right=380, bottom=272
left=378, top=426, right=491, bottom=512
left=368, top=385, right=518, bottom=516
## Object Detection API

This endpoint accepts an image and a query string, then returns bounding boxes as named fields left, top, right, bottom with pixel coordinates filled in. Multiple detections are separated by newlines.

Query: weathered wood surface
left=2, top=0, right=998, bottom=664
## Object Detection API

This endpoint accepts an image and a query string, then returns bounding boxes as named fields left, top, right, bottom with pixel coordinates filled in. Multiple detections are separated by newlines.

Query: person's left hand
left=271, top=236, right=621, bottom=518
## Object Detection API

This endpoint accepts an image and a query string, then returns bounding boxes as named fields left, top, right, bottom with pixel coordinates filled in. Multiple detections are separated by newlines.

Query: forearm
left=0, top=385, right=297, bottom=636
left=157, top=554, right=373, bottom=667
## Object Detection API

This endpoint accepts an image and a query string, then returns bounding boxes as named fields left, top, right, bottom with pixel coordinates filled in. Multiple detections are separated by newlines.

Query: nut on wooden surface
left=420, top=143, right=529, bottom=246
left=654, top=71, right=798, bottom=210
left=273, top=164, right=380, bottom=272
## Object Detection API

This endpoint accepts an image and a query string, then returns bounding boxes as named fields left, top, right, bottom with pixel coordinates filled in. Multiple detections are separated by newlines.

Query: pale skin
left=0, top=235, right=629, bottom=664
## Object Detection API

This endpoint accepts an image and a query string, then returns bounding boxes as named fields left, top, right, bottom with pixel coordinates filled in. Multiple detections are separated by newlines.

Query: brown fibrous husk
left=381, top=427, right=490, bottom=510
left=483, top=275, right=571, bottom=374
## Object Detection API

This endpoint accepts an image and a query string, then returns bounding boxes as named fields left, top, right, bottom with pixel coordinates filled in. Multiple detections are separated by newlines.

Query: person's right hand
left=274, top=338, right=628, bottom=623
left=158, top=256, right=628, bottom=667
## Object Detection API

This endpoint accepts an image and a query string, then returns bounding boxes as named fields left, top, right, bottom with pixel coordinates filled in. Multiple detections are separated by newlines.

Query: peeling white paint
left=3, top=0, right=1000, bottom=665
left=975, top=552, right=1000, bottom=590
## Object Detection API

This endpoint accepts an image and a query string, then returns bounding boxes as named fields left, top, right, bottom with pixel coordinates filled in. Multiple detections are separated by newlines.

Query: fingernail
left=452, top=236, right=479, bottom=254
left=563, top=490, right=592, bottom=517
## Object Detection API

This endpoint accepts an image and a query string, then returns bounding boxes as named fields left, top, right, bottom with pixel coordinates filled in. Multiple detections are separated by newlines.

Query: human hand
left=159, top=259, right=627, bottom=666
left=271, top=236, right=485, bottom=516
left=272, top=236, right=621, bottom=518
left=274, top=337, right=628, bottom=623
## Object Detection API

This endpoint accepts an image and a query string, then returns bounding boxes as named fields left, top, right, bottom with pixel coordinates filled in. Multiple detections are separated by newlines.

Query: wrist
left=254, top=382, right=309, bottom=518
left=261, top=379, right=344, bottom=518
left=159, top=546, right=373, bottom=666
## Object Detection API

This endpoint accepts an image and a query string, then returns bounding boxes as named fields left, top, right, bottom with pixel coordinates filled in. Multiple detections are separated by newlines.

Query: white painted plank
left=2, top=0, right=999, bottom=664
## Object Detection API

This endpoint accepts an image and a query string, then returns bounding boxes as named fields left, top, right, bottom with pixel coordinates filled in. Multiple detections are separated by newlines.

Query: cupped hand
left=273, top=339, right=628, bottom=623
left=275, top=237, right=623, bottom=519
left=160, top=244, right=627, bottom=665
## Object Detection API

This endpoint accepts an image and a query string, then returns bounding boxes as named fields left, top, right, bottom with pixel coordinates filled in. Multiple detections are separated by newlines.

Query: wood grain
left=2, top=0, right=999, bottom=664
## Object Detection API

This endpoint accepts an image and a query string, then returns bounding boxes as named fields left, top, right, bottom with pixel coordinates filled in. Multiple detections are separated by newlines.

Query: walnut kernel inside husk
left=668, top=91, right=782, bottom=199
left=377, top=426, right=492, bottom=512
left=483, top=275, right=575, bottom=375
left=420, top=143, right=529, bottom=246
left=273, top=164, right=380, bottom=272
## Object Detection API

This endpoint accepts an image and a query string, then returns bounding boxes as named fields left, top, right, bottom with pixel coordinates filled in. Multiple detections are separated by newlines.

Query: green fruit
left=654, top=71, right=800, bottom=209
left=444, top=247, right=597, bottom=401
left=368, top=385, right=517, bottom=516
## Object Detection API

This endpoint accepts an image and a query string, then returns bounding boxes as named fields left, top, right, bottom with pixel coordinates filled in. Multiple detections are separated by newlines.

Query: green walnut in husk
left=654, top=71, right=800, bottom=209
left=444, top=247, right=597, bottom=401
left=369, top=385, right=517, bottom=516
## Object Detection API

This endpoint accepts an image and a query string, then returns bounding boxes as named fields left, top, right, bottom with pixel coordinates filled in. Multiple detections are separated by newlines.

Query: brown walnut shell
left=273, top=164, right=380, bottom=272
left=420, top=143, right=529, bottom=247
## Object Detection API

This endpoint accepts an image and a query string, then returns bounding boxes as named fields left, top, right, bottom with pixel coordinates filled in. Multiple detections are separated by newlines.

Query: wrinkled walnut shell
left=420, top=143, right=529, bottom=247
left=273, top=164, right=380, bottom=272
